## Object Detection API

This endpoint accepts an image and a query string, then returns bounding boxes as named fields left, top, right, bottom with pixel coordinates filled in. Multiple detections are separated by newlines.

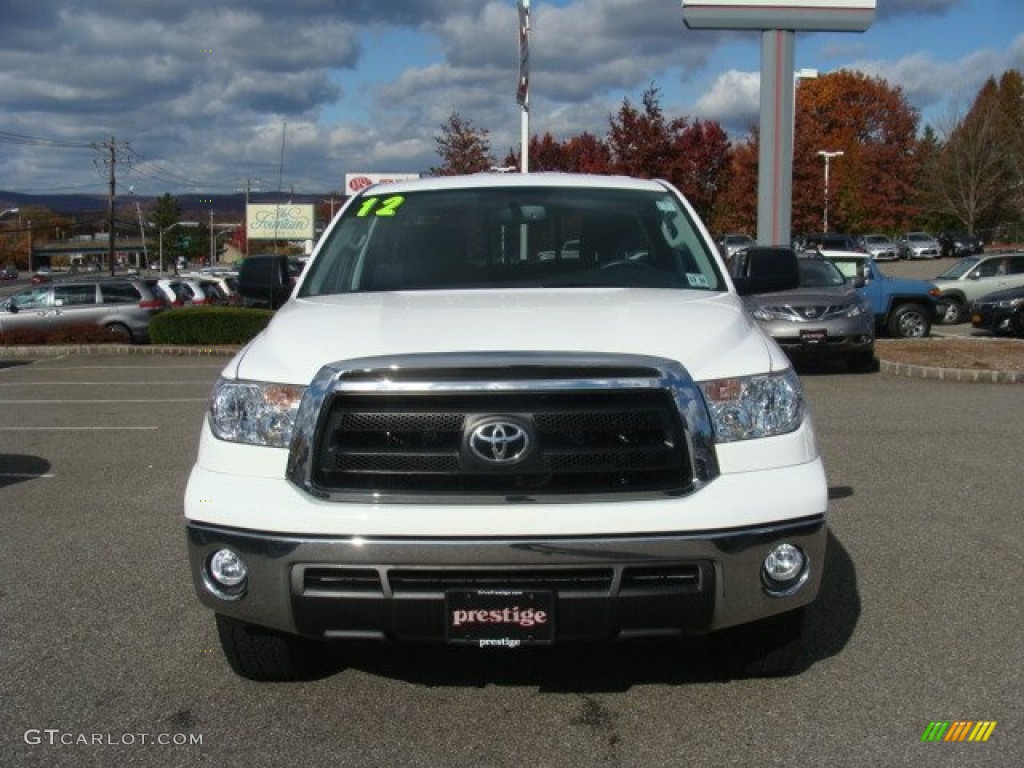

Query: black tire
left=215, top=614, right=327, bottom=682
left=1014, top=310, right=1024, bottom=339
left=939, top=298, right=966, bottom=325
left=846, top=350, right=876, bottom=373
left=713, top=608, right=807, bottom=678
left=887, top=304, right=930, bottom=338
left=105, top=322, right=134, bottom=343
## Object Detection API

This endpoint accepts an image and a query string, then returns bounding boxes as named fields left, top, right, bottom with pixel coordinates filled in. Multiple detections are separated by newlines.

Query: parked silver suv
left=0, top=277, right=166, bottom=342
left=934, top=252, right=1024, bottom=324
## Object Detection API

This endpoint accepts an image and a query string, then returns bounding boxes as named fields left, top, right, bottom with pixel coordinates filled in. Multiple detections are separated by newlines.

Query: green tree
left=149, top=193, right=183, bottom=272
left=431, top=112, right=496, bottom=175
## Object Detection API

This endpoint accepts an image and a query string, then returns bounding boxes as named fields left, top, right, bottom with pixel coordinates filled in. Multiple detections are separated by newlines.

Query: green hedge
left=149, top=307, right=274, bottom=345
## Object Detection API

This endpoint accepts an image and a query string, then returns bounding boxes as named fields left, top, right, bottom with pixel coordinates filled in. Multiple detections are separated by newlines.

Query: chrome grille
left=286, top=352, right=719, bottom=503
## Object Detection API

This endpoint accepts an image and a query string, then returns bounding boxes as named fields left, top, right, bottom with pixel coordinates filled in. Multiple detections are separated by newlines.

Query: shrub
left=149, top=307, right=273, bottom=345
left=0, top=324, right=112, bottom=346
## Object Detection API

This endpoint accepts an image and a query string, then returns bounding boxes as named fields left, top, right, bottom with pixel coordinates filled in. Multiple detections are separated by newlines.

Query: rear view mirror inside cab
left=499, top=204, right=547, bottom=224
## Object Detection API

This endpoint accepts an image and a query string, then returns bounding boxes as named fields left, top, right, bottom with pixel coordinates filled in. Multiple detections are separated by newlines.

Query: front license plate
left=446, top=589, right=554, bottom=647
left=972, top=313, right=982, bottom=324
left=800, top=329, right=828, bottom=345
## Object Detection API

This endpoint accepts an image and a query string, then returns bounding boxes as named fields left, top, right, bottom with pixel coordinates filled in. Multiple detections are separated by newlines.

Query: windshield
left=798, top=258, right=846, bottom=287
left=299, top=186, right=725, bottom=295
left=937, top=257, right=981, bottom=279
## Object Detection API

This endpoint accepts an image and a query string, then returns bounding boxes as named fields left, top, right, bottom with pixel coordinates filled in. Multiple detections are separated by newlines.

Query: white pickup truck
left=185, top=173, right=828, bottom=680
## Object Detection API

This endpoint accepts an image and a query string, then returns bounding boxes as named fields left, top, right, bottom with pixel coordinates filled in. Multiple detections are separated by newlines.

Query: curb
left=877, top=358, right=1023, bottom=384
left=0, top=344, right=241, bottom=359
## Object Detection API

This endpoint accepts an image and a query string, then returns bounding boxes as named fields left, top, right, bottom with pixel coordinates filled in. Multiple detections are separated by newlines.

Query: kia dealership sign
left=246, top=204, right=315, bottom=240
left=345, top=173, right=420, bottom=195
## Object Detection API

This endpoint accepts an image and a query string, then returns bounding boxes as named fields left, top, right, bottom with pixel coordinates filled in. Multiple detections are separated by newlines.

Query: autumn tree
left=607, top=85, right=731, bottom=221
left=562, top=132, right=611, bottom=174
left=923, top=69, right=1024, bottom=240
left=431, top=111, right=496, bottom=175
left=504, top=131, right=612, bottom=175
left=790, top=70, right=921, bottom=234
left=665, top=119, right=731, bottom=222
left=607, top=84, right=677, bottom=179
left=709, top=132, right=758, bottom=235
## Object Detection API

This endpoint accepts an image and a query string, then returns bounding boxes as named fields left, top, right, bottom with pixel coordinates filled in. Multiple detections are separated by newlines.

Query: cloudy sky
left=0, top=0, right=1021, bottom=197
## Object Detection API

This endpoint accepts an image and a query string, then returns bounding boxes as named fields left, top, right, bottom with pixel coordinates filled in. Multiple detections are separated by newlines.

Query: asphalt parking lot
left=1, top=351, right=1021, bottom=767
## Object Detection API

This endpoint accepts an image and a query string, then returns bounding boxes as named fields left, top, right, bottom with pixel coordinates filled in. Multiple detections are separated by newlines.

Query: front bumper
left=187, top=516, right=827, bottom=642
left=971, top=305, right=1016, bottom=334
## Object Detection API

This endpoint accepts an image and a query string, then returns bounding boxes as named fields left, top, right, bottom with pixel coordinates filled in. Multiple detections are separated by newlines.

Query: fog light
left=762, top=543, right=808, bottom=596
left=203, top=548, right=248, bottom=599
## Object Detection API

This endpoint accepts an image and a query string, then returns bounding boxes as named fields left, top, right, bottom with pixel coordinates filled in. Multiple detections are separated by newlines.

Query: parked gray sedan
left=738, top=252, right=875, bottom=372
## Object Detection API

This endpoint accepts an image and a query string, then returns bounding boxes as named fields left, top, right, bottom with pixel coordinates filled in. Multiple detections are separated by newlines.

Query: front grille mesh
left=311, top=389, right=692, bottom=498
left=300, top=564, right=706, bottom=597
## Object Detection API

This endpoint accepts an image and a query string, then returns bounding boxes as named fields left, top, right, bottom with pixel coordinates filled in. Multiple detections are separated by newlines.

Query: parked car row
left=790, top=231, right=985, bottom=262
left=0, top=272, right=239, bottom=344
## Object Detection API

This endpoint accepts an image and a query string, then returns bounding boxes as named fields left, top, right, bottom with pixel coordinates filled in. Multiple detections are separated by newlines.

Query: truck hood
left=228, top=289, right=788, bottom=385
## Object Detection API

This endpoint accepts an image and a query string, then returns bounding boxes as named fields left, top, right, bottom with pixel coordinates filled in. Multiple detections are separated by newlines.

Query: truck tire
left=215, top=614, right=326, bottom=681
left=940, top=297, right=966, bottom=325
left=714, top=608, right=807, bottom=678
left=887, top=304, right=930, bottom=338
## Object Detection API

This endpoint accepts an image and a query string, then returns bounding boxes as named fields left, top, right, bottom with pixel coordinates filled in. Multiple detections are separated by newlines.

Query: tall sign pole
left=517, top=0, right=530, bottom=173
left=681, top=1, right=874, bottom=246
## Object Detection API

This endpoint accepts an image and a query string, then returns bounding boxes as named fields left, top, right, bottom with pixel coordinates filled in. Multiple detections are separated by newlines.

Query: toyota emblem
left=468, top=419, right=531, bottom=465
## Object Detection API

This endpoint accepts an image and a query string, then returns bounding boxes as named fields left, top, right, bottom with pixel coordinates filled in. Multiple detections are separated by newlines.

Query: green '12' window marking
left=356, top=196, right=405, bottom=217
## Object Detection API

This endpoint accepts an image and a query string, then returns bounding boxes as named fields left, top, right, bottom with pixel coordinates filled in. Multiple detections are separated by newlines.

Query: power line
left=0, top=129, right=95, bottom=150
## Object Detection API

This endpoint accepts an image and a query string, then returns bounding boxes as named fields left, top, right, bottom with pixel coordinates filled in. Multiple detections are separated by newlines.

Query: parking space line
left=0, top=381, right=215, bottom=386
left=0, top=426, right=159, bottom=431
left=0, top=398, right=207, bottom=404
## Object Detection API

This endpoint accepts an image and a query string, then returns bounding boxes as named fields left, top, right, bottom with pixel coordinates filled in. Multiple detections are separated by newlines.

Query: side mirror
left=732, top=246, right=800, bottom=296
left=853, top=275, right=866, bottom=288
left=238, top=255, right=295, bottom=309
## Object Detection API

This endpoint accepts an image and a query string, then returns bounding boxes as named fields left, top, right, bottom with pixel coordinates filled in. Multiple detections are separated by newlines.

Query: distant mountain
left=0, top=190, right=331, bottom=219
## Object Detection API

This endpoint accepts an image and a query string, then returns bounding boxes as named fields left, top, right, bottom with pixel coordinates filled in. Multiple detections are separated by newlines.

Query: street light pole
left=817, top=150, right=844, bottom=232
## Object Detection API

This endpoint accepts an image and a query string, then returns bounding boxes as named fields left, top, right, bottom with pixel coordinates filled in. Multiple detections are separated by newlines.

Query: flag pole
left=518, top=0, right=530, bottom=173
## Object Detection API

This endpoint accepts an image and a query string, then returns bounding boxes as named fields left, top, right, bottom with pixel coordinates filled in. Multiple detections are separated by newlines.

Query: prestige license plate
left=446, top=589, right=554, bottom=647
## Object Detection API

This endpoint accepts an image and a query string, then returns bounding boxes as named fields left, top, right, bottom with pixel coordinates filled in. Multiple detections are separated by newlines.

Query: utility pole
left=107, top=136, right=116, bottom=275
left=236, top=177, right=262, bottom=255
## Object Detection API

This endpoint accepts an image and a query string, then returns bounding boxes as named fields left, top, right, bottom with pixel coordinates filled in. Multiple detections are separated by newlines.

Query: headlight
left=699, top=369, right=804, bottom=442
left=208, top=378, right=305, bottom=447
left=843, top=302, right=867, bottom=318
left=996, top=297, right=1024, bottom=309
left=751, top=306, right=781, bottom=321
